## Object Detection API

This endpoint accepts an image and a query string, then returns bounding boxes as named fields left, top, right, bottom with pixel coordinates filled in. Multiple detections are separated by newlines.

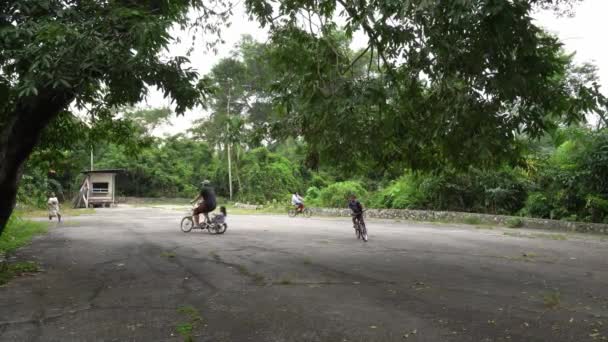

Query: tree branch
left=342, top=44, right=371, bottom=75
left=335, top=0, right=396, bottom=79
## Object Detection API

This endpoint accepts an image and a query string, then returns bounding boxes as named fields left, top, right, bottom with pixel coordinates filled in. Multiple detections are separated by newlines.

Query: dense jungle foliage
left=4, top=0, right=608, bottom=231
left=15, top=28, right=608, bottom=223
left=20, top=105, right=608, bottom=224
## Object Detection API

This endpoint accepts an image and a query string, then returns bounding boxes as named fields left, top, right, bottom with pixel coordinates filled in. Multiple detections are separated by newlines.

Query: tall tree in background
left=191, top=36, right=281, bottom=191
left=191, top=36, right=277, bottom=150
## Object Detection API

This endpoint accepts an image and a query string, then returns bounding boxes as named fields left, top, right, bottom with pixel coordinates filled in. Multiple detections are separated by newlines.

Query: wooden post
left=112, top=173, right=116, bottom=205
left=84, top=176, right=89, bottom=208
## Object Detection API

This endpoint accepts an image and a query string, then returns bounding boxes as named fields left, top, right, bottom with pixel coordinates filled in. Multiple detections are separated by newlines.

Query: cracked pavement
left=0, top=207, right=607, bottom=341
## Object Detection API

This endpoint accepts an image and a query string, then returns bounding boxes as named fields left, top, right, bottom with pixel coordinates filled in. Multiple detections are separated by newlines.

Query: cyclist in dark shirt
left=348, top=194, right=364, bottom=228
left=191, top=180, right=217, bottom=226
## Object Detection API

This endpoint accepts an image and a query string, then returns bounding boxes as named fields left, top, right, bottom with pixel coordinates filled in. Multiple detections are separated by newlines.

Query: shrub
left=477, top=168, right=529, bottom=214
left=310, top=173, right=331, bottom=189
left=305, top=186, right=320, bottom=199
left=585, top=194, right=608, bottom=223
left=522, top=192, right=553, bottom=218
left=369, top=173, right=426, bottom=209
left=462, top=216, right=482, bottom=225
left=505, top=217, right=524, bottom=228
left=367, top=191, right=386, bottom=209
left=561, top=214, right=579, bottom=222
left=317, top=181, right=367, bottom=208
left=238, top=148, right=301, bottom=203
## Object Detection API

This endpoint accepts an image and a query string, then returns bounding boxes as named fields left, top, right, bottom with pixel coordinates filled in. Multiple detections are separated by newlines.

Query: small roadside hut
left=74, top=169, right=122, bottom=208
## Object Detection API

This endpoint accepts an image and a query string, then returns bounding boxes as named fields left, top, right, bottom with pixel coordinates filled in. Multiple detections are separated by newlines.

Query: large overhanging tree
left=0, top=0, right=604, bottom=231
left=245, top=0, right=605, bottom=172
left=0, top=0, right=226, bottom=230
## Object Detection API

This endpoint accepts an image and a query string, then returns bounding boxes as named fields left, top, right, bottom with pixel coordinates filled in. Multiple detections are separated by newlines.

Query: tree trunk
left=235, top=145, right=242, bottom=194
left=0, top=90, right=73, bottom=232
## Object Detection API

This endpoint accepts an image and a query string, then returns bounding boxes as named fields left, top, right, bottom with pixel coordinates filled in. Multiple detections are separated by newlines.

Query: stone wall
left=120, top=197, right=190, bottom=204
left=308, top=208, right=608, bottom=235
left=233, top=203, right=264, bottom=210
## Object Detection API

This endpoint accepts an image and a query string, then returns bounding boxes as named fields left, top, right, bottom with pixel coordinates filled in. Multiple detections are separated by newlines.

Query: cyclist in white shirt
left=291, top=192, right=304, bottom=213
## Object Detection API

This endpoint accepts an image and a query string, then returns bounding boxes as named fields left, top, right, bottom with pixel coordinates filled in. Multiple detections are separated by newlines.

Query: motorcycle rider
left=190, top=180, right=217, bottom=227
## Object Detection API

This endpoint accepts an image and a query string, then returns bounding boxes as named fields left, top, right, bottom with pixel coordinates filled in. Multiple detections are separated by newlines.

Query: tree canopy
left=242, top=0, right=607, bottom=170
left=0, top=0, right=224, bottom=229
left=2, top=0, right=607, bottom=231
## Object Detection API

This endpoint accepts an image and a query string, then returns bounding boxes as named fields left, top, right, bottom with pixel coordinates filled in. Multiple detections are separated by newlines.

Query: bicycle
left=288, top=205, right=312, bottom=218
left=181, top=207, right=227, bottom=234
left=352, top=209, right=368, bottom=242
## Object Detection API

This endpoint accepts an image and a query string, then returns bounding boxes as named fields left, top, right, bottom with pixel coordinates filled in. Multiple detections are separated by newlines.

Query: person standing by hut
left=47, top=192, right=62, bottom=222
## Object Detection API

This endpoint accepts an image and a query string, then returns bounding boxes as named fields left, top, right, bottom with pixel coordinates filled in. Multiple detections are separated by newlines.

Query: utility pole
left=90, top=112, right=94, bottom=171
left=226, top=80, right=233, bottom=200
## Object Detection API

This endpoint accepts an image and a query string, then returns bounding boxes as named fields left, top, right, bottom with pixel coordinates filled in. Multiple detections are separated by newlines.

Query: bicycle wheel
left=354, top=222, right=361, bottom=239
left=216, top=223, right=228, bottom=234
left=288, top=208, right=297, bottom=217
left=303, top=208, right=312, bottom=218
left=180, top=216, right=194, bottom=233
left=360, top=222, right=368, bottom=242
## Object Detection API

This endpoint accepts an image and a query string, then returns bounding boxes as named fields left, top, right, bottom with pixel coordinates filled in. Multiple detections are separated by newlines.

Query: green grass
left=0, top=216, right=48, bottom=285
left=231, top=263, right=266, bottom=285
left=209, top=251, right=221, bottom=262
left=532, top=233, right=568, bottom=240
left=503, top=231, right=527, bottom=238
left=177, top=306, right=202, bottom=320
left=208, top=252, right=266, bottom=285
left=279, top=277, right=293, bottom=285
left=278, top=275, right=294, bottom=285
left=235, top=264, right=250, bottom=276
left=503, top=231, right=568, bottom=241
left=0, top=261, right=40, bottom=285
left=504, top=252, right=539, bottom=262
left=175, top=306, right=202, bottom=342
left=462, top=216, right=482, bottom=225
left=543, top=290, right=561, bottom=309
left=175, top=323, right=194, bottom=342
left=252, top=273, right=266, bottom=285
left=505, top=217, right=524, bottom=228
left=0, top=216, right=48, bottom=254
left=161, top=251, right=176, bottom=258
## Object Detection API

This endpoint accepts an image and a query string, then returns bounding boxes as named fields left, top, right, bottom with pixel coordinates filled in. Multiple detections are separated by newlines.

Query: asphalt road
left=0, top=207, right=607, bottom=342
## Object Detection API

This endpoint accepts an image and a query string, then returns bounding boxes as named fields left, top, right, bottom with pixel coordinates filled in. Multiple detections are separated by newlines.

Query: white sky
left=148, top=0, right=608, bottom=136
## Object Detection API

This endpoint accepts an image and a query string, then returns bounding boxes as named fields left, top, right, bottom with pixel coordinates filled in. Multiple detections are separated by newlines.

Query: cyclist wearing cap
left=348, top=194, right=364, bottom=228
left=190, top=180, right=217, bottom=227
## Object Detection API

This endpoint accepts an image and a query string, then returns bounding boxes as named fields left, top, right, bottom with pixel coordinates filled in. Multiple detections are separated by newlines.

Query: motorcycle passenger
left=190, top=180, right=217, bottom=227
